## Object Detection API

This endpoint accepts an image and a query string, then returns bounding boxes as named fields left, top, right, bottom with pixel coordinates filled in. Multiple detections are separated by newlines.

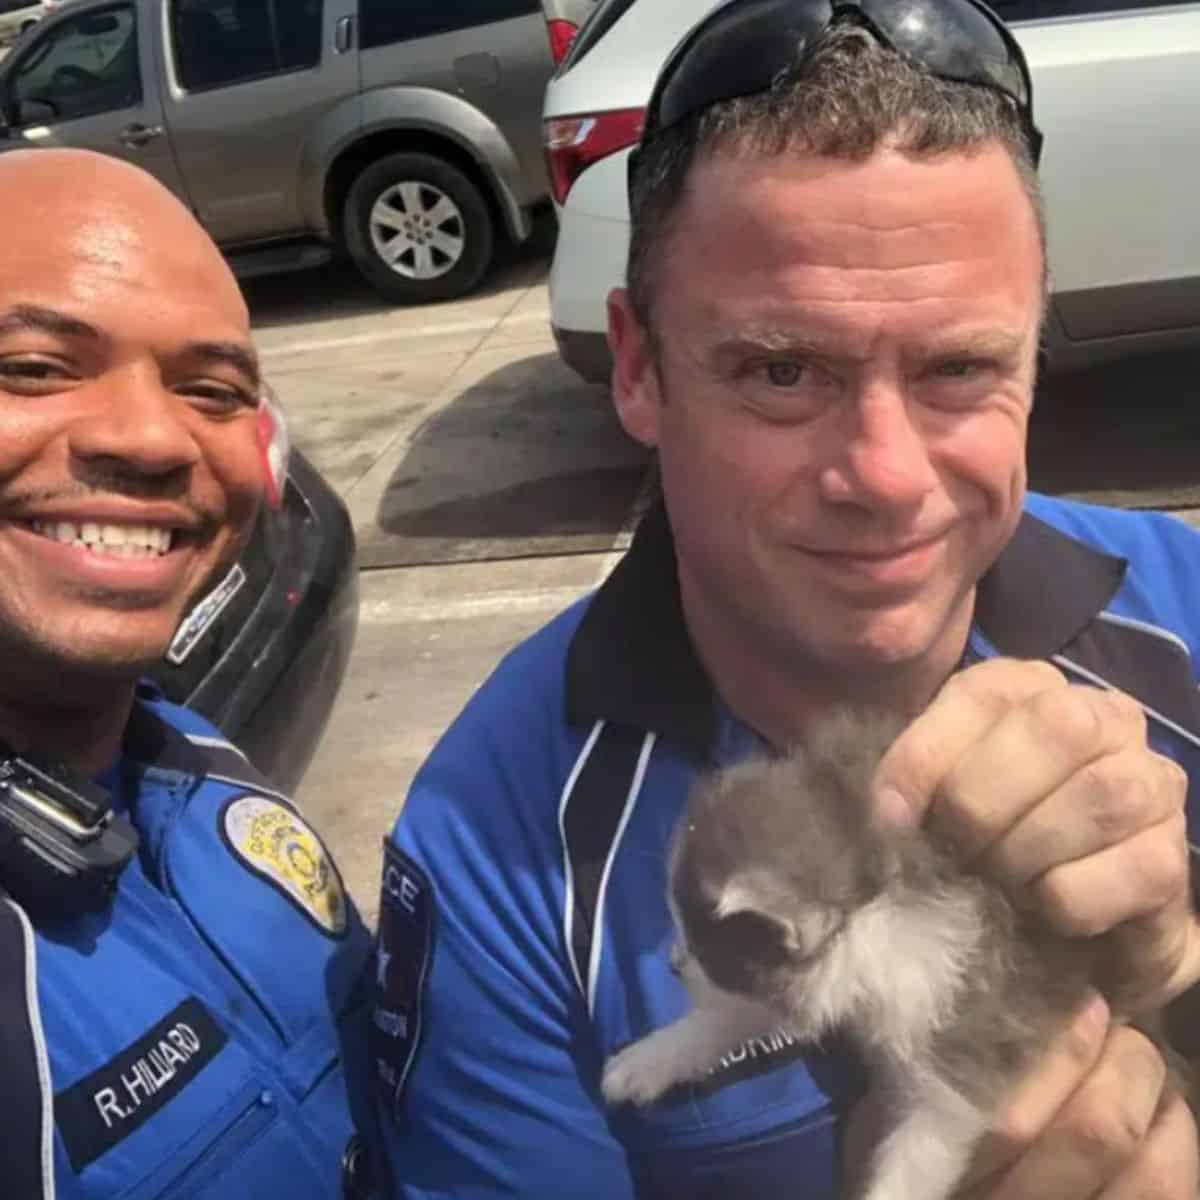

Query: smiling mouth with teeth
left=26, top=519, right=175, bottom=558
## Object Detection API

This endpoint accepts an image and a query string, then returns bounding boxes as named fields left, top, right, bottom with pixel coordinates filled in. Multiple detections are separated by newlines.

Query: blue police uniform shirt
left=368, top=493, right=1200, bottom=1198
left=8, top=686, right=378, bottom=1200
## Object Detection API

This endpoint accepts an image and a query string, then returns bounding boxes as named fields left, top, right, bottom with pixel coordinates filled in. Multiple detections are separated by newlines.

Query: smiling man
left=0, top=148, right=380, bottom=1200
left=370, top=3, right=1200, bottom=1198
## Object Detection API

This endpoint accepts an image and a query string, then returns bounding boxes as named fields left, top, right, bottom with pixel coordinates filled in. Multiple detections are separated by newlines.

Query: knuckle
left=1075, top=753, right=1187, bottom=847
left=1029, top=688, right=1107, bottom=757
left=1001, top=658, right=1068, bottom=691
left=1103, top=687, right=1148, bottom=736
left=1062, top=1093, right=1145, bottom=1166
left=1158, top=754, right=1189, bottom=804
left=1035, top=868, right=1106, bottom=937
left=899, top=733, right=945, bottom=792
left=1078, top=759, right=1129, bottom=824
left=990, top=1106, right=1042, bottom=1156
left=953, top=658, right=1064, bottom=707
left=1058, top=1000, right=1109, bottom=1065
left=1136, top=825, right=1190, bottom=903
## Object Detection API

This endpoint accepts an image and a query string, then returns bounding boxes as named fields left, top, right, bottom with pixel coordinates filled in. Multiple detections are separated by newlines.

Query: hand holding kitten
left=948, top=994, right=1195, bottom=1198
left=874, top=657, right=1199, bottom=1016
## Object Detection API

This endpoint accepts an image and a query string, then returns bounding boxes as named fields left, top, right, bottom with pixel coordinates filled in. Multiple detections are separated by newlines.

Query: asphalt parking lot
left=245, top=235, right=1200, bottom=921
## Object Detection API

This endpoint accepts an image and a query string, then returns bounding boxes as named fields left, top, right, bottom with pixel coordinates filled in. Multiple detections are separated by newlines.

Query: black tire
left=342, top=152, right=495, bottom=305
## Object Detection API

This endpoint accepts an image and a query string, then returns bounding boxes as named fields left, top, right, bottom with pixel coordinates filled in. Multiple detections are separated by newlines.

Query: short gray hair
left=627, top=24, right=1046, bottom=334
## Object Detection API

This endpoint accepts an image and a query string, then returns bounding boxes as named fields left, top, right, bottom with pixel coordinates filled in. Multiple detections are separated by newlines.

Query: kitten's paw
left=602, top=1042, right=677, bottom=1107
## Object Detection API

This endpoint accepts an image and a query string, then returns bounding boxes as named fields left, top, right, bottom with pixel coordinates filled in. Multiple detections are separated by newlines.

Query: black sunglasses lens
left=648, top=0, right=1031, bottom=143
left=652, top=0, right=834, bottom=133
left=861, top=0, right=1028, bottom=105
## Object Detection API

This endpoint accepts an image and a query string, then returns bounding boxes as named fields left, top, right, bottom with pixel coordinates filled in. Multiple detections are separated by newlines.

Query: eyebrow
left=0, top=304, right=101, bottom=341
left=711, top=326, right=1027, bottom=364
left=0, top=304, right=260, bottom=386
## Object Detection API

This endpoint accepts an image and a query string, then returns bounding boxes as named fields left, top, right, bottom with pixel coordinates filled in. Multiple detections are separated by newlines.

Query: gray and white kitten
left=601, top=712, right=1104, bottom=1200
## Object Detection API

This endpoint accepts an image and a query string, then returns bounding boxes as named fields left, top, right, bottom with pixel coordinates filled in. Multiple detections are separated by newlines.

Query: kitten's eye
left=709, top=910, right=792, bottom=965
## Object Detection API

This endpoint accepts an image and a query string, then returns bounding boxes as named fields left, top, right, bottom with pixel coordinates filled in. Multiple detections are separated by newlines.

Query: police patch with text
left=372, top=843, right=435, bottom=1123
left=222, top=794, right=348, bottom=936
left=54, top=997, right=227, bottom=1171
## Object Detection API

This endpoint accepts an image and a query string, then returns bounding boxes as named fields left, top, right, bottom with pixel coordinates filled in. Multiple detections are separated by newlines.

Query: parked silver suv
left=0, top=0, right=557, bottom=302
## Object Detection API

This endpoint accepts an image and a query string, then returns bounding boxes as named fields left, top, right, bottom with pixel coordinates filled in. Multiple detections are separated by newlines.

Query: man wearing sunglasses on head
left=369, top=2, right=1200, bottom=1196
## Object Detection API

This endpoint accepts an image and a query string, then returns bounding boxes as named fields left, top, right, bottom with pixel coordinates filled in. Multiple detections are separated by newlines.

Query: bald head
left=0, top=147, right=267, bottom=706
left=0, top=148, right=247, bottom=328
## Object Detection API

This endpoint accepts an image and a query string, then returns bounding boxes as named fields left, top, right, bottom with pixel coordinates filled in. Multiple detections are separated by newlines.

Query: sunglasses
left=632, top=0, right=1043, bottom=190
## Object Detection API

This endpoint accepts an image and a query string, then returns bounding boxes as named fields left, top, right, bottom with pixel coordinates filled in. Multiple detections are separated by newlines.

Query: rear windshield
left=557, top=0, right=637, bottom=72
left=0, top=0, right=37, bottom=13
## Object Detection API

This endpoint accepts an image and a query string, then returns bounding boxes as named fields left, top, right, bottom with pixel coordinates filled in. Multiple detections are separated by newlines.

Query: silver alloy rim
left=368, top=181, right=465, bottom=281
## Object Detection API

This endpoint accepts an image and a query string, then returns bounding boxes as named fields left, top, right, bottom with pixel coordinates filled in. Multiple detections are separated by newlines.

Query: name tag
left=55, top=997, right=228, bottom=1171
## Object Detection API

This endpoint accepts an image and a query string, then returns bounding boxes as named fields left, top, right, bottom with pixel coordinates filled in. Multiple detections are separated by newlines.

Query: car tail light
left=546, top=18, right=578, bottom=64
left=544, top=109, right=645, bottom=205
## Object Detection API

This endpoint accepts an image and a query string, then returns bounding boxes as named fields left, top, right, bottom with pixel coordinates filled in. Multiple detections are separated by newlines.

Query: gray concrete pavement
left=246, top=248, right=643, bottom=919
left=245, top=249, right=1200, bottom=922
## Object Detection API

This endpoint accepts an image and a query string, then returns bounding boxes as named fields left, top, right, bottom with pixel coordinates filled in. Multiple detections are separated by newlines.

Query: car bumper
left=548, top=153, right=628, bottom=381
left=147, top=450, right=359, bottom=794
left=552, top=325, right=611, bottom=384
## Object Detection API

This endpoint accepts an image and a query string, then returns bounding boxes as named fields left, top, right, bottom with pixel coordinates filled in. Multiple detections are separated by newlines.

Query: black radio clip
left=0, top=749, right=138, bottom=917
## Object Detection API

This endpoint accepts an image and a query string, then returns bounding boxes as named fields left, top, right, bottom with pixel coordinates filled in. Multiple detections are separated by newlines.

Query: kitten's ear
left=713, top=870, right=786, bottom=921
left=713, top=879, right=762, bottom=920
left=713, top=871, right=803, bottom=949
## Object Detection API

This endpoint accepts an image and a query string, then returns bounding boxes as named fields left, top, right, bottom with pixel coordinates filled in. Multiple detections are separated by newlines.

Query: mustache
left=4, top=475, right=219, bottom=532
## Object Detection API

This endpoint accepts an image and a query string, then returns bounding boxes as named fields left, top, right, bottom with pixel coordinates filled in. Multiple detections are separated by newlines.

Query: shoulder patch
left=372, top=843, right=435, bottom=1124
left=221, top=795, right=347, bottom=937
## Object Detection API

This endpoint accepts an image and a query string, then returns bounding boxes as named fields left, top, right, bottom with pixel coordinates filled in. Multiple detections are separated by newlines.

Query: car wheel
left=342, top=153, right=495, bottom=304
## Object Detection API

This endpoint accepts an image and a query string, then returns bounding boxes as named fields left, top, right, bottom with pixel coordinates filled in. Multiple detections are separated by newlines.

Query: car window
left=10, top=4, right=141, bottom=122
left=170, top=0, right=322, bottom=91
left=360, top=0, right=539, bottom=51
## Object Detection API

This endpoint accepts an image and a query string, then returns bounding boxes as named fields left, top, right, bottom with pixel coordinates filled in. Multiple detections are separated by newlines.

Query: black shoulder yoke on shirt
left=566, top=499, right=1200, bottom=756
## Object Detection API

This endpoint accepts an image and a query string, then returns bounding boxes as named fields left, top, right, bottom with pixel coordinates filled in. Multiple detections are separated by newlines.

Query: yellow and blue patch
left=222, top=795, right=347, bottom=937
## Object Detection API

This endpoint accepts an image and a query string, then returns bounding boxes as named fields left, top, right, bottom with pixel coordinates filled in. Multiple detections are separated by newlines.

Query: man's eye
left=0, top=358, right=70, bottom=384
left=932, top=359, right=986, bottom=380
left=763, top=361, right=806, bottom=387
left=179, top=383, right=255, bottom=413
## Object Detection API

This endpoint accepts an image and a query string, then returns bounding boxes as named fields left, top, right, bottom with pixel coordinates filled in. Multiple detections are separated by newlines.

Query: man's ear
left=607, top=286, right=661, bottom=449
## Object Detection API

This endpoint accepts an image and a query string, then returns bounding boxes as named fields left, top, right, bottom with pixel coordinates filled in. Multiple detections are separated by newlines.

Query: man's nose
left=67, top=366, right=202, bottom=478
left=819, top=382, right=939, bottom=510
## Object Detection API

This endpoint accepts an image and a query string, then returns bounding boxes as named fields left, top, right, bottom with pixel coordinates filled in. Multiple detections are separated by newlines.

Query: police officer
left=369, top=1, right=1200, bottom=1197
left=0, top=148, right=378, bottom=1199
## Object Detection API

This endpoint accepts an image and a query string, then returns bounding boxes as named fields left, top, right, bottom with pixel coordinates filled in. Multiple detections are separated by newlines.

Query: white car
left=544, top=0, right=1200, bottom=382
left=0, top=0, right=66, bottom=45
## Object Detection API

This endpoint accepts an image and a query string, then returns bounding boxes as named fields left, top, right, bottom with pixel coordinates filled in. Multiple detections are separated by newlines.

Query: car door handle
left=334, top=14, right=355, bottom=53
left=119, top=123, right=163, bottom=149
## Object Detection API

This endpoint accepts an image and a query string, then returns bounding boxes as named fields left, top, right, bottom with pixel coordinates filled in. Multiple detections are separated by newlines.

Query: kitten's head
left=668, top=711, right=905, bottom=1005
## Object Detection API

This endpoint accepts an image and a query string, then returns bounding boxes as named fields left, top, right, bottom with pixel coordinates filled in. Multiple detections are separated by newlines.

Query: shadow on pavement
left=1030, top=349, right=1200, bottom=509
left=359, top=350, right=650, bottom=569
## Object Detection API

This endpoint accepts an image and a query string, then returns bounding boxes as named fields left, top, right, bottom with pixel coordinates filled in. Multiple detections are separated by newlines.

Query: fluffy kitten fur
left=601, top=712, right=1113, bottom=1200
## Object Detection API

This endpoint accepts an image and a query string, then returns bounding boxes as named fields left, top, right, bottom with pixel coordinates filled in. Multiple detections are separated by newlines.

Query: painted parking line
left=358, top=583, right=594, bottom=625
left=259, top=308, right=552, bottom=359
